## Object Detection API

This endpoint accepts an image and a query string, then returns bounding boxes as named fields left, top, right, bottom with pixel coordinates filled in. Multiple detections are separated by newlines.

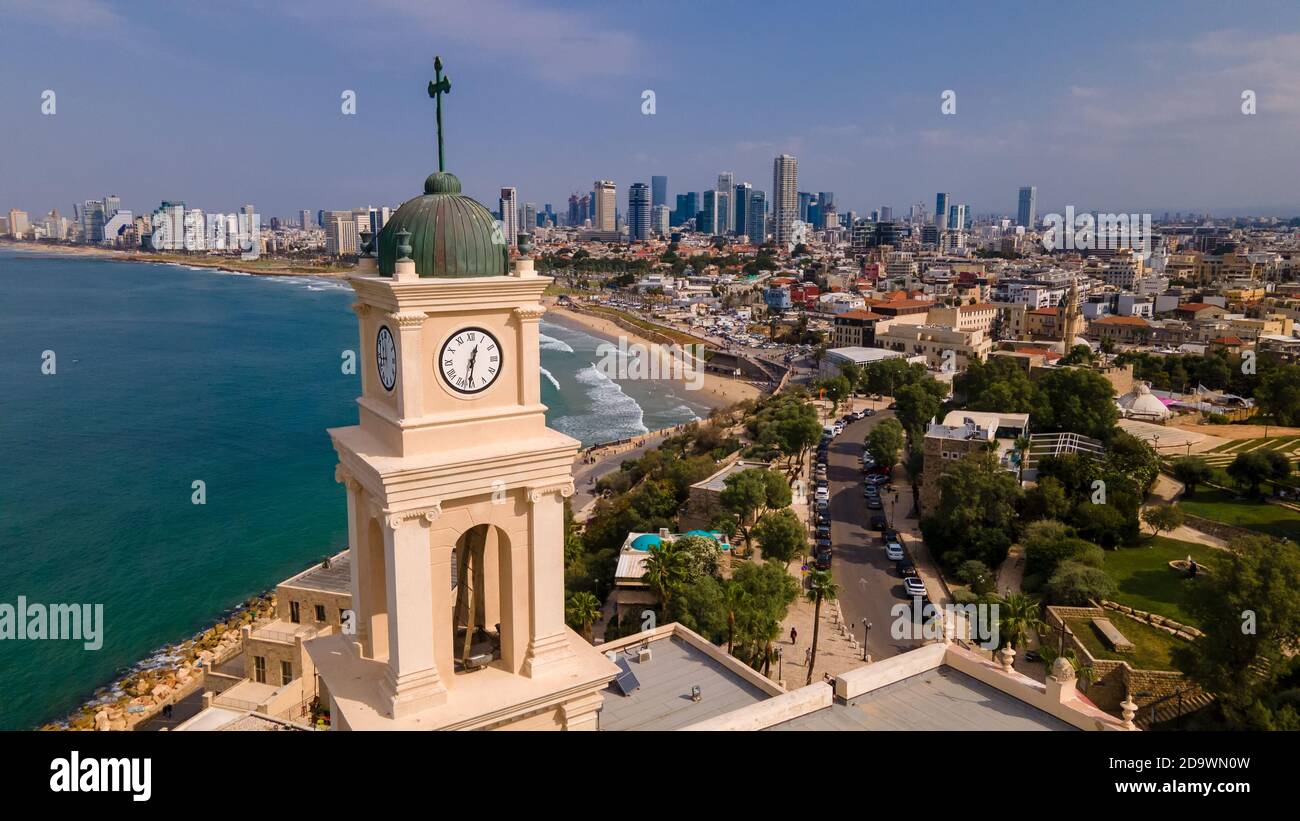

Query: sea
left=0, top=247, right=709, bottom=729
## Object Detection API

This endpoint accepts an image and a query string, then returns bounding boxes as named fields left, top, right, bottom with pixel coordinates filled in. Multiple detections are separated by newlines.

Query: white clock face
left=439, top=327, right=502, bottom=395
left=376, top=325, right=397, bottom=391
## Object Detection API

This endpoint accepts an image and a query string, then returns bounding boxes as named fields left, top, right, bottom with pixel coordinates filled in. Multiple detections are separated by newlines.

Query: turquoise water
left=0, top=249, right=706, bottom=729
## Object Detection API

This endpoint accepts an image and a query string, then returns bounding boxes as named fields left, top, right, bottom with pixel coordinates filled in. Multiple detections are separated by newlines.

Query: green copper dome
left=376, top=171, right=508, bottom=278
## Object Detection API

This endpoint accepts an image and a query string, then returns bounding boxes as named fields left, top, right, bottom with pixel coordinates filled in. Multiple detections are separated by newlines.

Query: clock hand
left=466, top=343, right=479, bottom=381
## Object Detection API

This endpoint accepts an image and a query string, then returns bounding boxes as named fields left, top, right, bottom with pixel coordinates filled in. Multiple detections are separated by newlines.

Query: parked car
left=814, top=552, right=832, bottom=570
left=865, top=474, right=890, bottom=486
left=866, top=496, right=883, bottom=509
left=869, top=514, right=886, bottom=531
left=815, top=526, right=831, bottom=540
left=863, top=408, right=876, bottom=417
left=903, top=577, right=927, bottom=598
left=885, top=542, right=904, bottom=561
left=887, top=401, right=898, bottom=410
left=897, top=561, right=917, bottom=577
left=863, top=485, right=878, bottom=498
left=816, top=500, right=829, bottom=512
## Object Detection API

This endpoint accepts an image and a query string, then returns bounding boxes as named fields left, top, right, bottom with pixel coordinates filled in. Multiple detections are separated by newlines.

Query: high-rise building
left=747, top=189, right=767, bottom=244
left=733, top=182, right=753, bottom=238
left=593, top=180, right=616, bottom=231
left=300, top=210, right=314, bottom=230
left=879, top=206, right=893, bottom=222
left=498, top=187, right=519, bottom=247
left=567, top=193, right=580, bottom=227
left=935, top=192, right=951, bottom=230
left=681, top=192, right=699, bottom=228
left=651, top=204, right=670, bottom=236
left=910, top=202, right=926, bottom=224
left=798, top=192, right=814, bottom=224
left=1017, top=186, right=1037, bottom=228
left=772, top=153, right=798, bottom=247
left=716, top=172, right=734, bottom=235
left=651, top=176, right=668, bottom=210
left=8, top=209, right=30, bottom=239
left=523, top=202, right=538, bottom=233
left=628, top=183, right=651, bottom=241
left=700, top=190, right=720, bottom=235
left=325, top=215, right=356, bottom=256
left=948, top=203, right=967, bottom=233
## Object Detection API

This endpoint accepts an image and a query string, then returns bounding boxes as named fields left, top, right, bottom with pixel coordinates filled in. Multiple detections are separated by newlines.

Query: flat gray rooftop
left=283, top=553, right=351, bottom=595
left=767, top=667, right=1078, bottom=731
left=598, top=636, right=771, bottom=731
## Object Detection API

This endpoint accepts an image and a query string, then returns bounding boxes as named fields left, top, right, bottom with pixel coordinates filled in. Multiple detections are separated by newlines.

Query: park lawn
left=1178, top=487, right=1300, bottom=542
left=1103, top=537, right=1220, bottom=628
left=1066, top=614, right=1184, bottom=672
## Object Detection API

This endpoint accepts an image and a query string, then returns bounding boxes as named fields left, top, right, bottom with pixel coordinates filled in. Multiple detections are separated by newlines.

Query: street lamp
left=776, top=646, right=783, bottom=682
left=863, top=622, right=872, bottom=661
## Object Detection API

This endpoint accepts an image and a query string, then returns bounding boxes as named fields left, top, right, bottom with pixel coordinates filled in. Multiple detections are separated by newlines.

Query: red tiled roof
left=1176, top=302, right=1218, bottom=312
left=1028, top=307, right=1059, bottom=316
left=1212, top=336, right=1244, bottom=345
left=838, top=310, right=886, bottom=321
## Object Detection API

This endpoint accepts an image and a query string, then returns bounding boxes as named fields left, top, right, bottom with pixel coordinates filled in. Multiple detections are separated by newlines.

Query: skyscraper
left=594, top=180, right=616, bottom=231
left=628, top=182, right=651, bottom=241
left=523, top=202, right=538, bottom=232
left=935, top=192, right=951, bottom=230
left=772, top=154, right=798, bottom=247
left=300, top=210, right=314, bottom=230
left=700, top=190, right=720, bottom=236
left=798, top=192, right=813, bottom=224
left=651, top=176, right=668, bottom=210
left=651, top=204, right=670, bottom=236
left=567, top=193, right=580, bottom=226
left=733, top=182, right=753, bottom=238
left=716, top=172, right=735, bottom=235
left=1017, top=186, right=1037, bottom=228
left=948, top=203, right=967, bottom=232
left=499, top=187, right=519, bottom=247
left=747, top=189, right=767, bottom=244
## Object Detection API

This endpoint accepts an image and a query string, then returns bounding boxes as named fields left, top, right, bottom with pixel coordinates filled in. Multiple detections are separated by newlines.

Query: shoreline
left=545, top=303, right=763, bottom=412
left=0, top=238, right=352, bottom=278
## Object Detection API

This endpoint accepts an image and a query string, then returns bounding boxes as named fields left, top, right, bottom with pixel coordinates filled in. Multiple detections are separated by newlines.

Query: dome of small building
left=1117, top=381, right=1172, bottom=420
left=375, top=171, right=509, bottom=278
left=630, top=534, right=662, bottom=552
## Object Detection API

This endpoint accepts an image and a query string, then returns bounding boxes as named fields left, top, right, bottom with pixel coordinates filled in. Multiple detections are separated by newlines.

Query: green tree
left=1227, top=450, right=1289, bottom=497
left=1170, top=456, right=1212, bottom=498
left=865, top=417, right=905, bottom=468
left=1021, top=476, right=1071, bottom=522
left=804, top=568, right=840, bottom=685
left=1046, top=561, right=1116, bottom=605
left=674, top=534, right=721, bottom=582
left=752, top=509, right=806, bottom=564
left=730, top=562, right=799, bottom=673
left=720, top=468, right=790, bottom=549
left=998, top=592, right=1045, bottom=650
left=1142, top=504, right=1185, bottom=538
left=956, top=559, right=996, bottom=596
left=894, top=380, right=946, bottom=447
left=1255, top=363, right=1300, bottom=426
left=666, top=576, right=728, bottom=644
left=921, top=451, right=1023, bottom=569
left=1032, top=366, right=1120, bottom=440
left=1173, top=535, right=1300, bottom=730
left=642, top=542, right=687, bottom=609
left=954, top=356, right=1036, bottom=413
left=565, top=591, right=602, bottom=642
left=822, top=375, right=851, bottom=412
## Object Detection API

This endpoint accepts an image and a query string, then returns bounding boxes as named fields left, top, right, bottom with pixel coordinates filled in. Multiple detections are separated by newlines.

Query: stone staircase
left=1135, top=686, right=1214, bottom=729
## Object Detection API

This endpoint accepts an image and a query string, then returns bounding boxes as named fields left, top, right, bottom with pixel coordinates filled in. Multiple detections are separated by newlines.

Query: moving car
left=903, top=577, right=927, bottom=598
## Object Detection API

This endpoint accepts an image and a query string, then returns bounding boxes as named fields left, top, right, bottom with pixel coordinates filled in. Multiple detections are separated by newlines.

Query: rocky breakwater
left=44, top=593, right=276, bottom=731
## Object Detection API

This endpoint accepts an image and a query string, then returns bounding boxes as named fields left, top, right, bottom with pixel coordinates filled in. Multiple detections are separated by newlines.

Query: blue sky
left=3, top=0, right=1300, bottom=219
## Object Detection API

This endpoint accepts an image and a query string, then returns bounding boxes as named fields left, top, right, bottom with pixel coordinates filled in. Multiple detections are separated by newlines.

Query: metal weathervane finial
left=428, top=56, right=451, bottom=172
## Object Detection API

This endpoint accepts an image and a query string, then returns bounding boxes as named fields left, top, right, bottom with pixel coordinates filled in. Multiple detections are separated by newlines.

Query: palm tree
left=1013, top=434, right=1031, bottom=483
left=998, top=591, right=1045, bottom=651
left=565, top=591, right=602, bottom=643
left=722, top=581, right=749, bottom=655
left=805, top=569, right=841, bottom=685
left=642, top=542, right=687, bottom=609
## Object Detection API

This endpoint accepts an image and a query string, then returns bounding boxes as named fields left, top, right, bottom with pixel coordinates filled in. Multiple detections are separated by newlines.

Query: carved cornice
left=379, top=504, right=443, bottom=530
left=333, top=464, right=362, bottom=492
left=527, top=481, right=574, bottom=504
left=388, top=311, right=428, bottom=329
left=350, top=301, right=373, bottom=317
left=513, top=304, right=547, bottom=324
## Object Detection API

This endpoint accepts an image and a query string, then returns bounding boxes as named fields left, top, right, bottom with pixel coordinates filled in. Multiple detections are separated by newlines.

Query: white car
left=903, top=577, right=927, bottom=598
left=814, top=486, right=829, bottom=501
left=885, top=542, right=904, bottom=561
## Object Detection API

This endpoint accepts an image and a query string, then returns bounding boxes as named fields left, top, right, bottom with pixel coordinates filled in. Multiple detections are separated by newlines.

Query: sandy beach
left=546, top=303, right=763, bottom=411
left=0, top=239, right=351, bottom=278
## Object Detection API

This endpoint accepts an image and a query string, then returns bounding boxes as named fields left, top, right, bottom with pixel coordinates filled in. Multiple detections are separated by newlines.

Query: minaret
left=1059, top=276, right=1082, bottom=349
left=306, top=58, right=617, bottom=730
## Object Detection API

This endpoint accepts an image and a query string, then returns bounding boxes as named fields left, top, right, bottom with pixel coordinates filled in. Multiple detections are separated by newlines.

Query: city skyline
left=4, top=1, right=1300, bottom=219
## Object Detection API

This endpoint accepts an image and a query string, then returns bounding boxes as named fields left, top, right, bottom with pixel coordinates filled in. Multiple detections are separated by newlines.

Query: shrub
left=1046, top=561, right=1116, bottom=605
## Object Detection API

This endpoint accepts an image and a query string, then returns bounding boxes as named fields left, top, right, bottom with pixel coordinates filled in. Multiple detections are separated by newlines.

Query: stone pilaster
left=378, top=508, right=447, bottom=717
left=389, top=311, right=427, bottom=422
left=522, top=482, right=575, bottom=677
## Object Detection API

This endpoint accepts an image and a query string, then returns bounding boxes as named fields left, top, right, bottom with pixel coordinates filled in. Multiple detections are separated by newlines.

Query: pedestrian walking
left=790, top=627, right=798, bottom=645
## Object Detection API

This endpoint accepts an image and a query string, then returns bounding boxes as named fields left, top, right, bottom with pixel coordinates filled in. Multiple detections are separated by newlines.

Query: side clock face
left=439, top=327, right=502, bottom=395
left=375, top=325, right=397, bottom=391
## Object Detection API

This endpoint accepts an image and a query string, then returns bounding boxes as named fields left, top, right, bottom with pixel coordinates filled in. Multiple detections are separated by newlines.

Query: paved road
left=825, top=408, right=920, bottom=661
left=570, top=430, right=675, bottom=513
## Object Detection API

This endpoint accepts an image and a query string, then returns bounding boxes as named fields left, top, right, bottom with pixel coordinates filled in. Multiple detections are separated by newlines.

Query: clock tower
left=307, top=62, right=617, bottom=730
